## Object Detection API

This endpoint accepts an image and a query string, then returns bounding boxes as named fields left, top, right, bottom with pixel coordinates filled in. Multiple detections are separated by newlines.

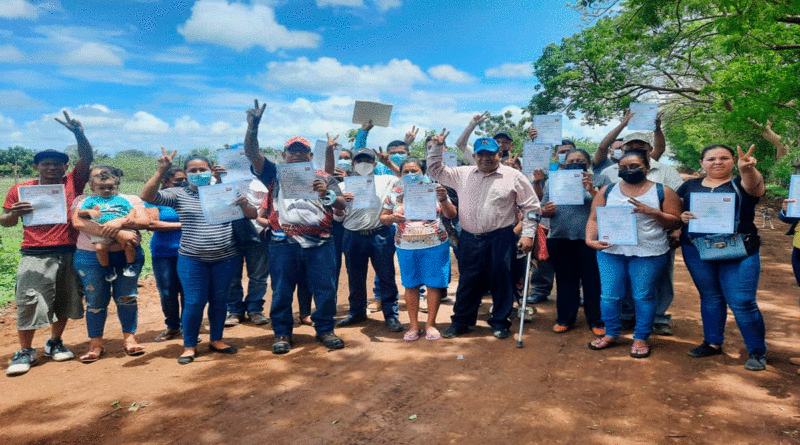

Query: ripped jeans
left=74, top=247, right=144, bottom=338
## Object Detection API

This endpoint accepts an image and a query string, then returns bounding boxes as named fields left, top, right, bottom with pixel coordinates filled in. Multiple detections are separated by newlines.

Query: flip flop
left=588, top=337, right=617, bottom=350
left=403, top=329, right=422, bottom=342
left=80, top=347, right=104, bottom=363
left=630, top=344, right=651, bottom=358
left=124, top=344, right=146, bottom=356
left=425, top=328, right=441, bottom=341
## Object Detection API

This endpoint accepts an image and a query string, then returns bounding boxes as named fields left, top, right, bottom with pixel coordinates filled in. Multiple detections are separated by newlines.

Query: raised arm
left=244, top=99, right=272, bottom=179
left=354, top=120, right=373, bottom=150
left=426, top=129, right=458, bottom=188
left=651, top=112, right=665, bottom=161
left=324, top=133, right=339, bottom=175
left=141, top=148, right=175, bottom=203
left=455, top=112, right=488, bottom=166
left=594, top=109, right=632, bottom=167
left=376, top=146, right=400, bottom=176
left=55, top=110, right=93, bottom=182
left=737, top=144, right=766, bottom=197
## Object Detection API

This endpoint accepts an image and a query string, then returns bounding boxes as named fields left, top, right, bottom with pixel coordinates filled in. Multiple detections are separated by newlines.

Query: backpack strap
left=603, top=183, right=615, bottom=201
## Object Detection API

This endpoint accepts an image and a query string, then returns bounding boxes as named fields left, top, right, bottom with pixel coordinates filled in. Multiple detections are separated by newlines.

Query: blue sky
left=0, top=0, right=624, bottom=155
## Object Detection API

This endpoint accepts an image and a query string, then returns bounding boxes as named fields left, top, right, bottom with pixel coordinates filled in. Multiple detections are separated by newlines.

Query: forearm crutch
left=517, top=211, right=540, bottom=349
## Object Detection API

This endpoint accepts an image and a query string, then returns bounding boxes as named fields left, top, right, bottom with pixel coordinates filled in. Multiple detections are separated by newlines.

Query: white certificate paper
left=352, top=101, right=393, bottom=127
left=597, top=206, right=638, bottom=245
left=788, top=175, right=800, bottom=217
left=548, top=170, right=585, bottom=205
left=688, top=192, right=736, bottom=234
left=443, top=151, right=458, bottom=168
left=18, top=185, right=67, bottom=226
left=312, top=140, right=339, bottom=171
left=344, top=176, right=377, bottom=209
left=216, top=148, right=253, bottom=184
left=403, top=184, right=437, bottom=221
left=628, top=103, right=659, bottom=131
left=522, top=143, right=552, bottom=176
left=533, top=115, right=562, bottom=145
left=198, top=183, right=243, bottom=225
left=278, top=162, right=318, bottom=200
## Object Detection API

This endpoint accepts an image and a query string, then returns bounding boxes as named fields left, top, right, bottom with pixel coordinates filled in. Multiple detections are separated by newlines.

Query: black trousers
left=547, top=238, right=603, bottom=328
left=451, top=226, right=516, bottom=330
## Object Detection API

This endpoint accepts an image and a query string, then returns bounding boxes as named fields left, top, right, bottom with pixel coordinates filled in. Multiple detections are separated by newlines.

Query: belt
left=347, top=226, right=388, bottom=237
left=462, top=225, right=514, bottom=240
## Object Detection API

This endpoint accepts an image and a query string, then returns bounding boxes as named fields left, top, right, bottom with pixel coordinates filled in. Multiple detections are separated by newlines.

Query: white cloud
left=0, top=90, right=48, bottom=109
left=485, top=62, right=534, bottom=78
left=124, top=111, right=170, bottom=134
left=153, top=46, right=203, bottom=65
left=0, top=0, right=39, bottom=19
left=62, top=42, right=123, bottom=66
left=61, top=68, right=155, bottom=86
left=0, top=44, right=23, bottom=62
left=174, top=116, right=202, bottom=134
left=0, top=112, right=16, bottom=131
left=178, top=0, right=321, bottom=52
left=427, top=64, right=476, bottom=83
left=316, top=0, right=364, bottom=7
left=258, top=57, right=428, bottom=94
left=373, top=0, right=401, bottom=11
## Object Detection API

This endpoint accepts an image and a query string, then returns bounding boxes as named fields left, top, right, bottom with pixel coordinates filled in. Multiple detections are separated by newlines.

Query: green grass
left=0, top=177, right=154, bottom=307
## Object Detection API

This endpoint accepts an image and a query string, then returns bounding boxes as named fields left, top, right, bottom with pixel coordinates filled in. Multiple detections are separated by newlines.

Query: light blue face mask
left=187, top=171, right=212, bottom=187
left=336, top=159, right=352, bottom=171
left=402, top=173, right=430, bottom=184
left=390, top=153, right=407, bottom=165
left=557, top=153, right=567, bottom=164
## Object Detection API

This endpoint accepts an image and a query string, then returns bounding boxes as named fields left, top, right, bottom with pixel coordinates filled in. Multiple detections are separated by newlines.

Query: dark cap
left=353, top=148, right=376, bottom=162
left=33, top=149, right=69, bottom=164
left=493, top=132, right=513, bottom=142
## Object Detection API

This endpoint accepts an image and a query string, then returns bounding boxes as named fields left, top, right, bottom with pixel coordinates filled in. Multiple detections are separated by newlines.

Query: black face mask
left=618, top=168, right=646, bottom=184
left=564, top=162, right=587, bottom=171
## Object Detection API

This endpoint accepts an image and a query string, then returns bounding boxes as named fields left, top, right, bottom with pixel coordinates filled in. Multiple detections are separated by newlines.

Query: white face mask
left=612, top=149, right=624, bottom=160
left=353, top=162, right=374, bottom=176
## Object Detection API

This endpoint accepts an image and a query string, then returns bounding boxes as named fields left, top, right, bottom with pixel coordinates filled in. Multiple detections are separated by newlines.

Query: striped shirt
left=152, top=187, right=237, bottom=262
left=427, top=143, right=540, bottom=237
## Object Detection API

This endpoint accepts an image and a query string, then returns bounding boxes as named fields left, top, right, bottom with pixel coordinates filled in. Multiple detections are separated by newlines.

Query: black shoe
left=336, top=314, right=367, bottom=327
left=385, top=317, right=404, bottom=332
left=687, top=341, right=722, bottom=358
left=209, top=344, right=238, bottom=354
left=316, top=333, right=345, bottom=350
left=177, top=355, right=195, bottom=365
left=526, top=295, right=547, bottom=304
left=492, top=328, right=511, bottom=339
left=441, top=325, right=470, bottom=339
left=272, top=336, right=292, bottom=355
left=652, top=323, right=673, bottom=336
left=744, top=353, right=767, bottom=371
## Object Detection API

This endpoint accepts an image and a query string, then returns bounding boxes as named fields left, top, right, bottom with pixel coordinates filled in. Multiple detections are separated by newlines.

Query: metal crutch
left=517, top=211, right=540, bottom=349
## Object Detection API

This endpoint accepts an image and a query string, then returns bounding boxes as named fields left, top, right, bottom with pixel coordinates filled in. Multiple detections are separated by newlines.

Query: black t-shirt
left=676, top=176, right=760, bottom=249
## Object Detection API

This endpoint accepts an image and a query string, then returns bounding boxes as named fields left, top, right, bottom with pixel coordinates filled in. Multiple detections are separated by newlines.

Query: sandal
left=80, top=347, right=104, bottom=363
left=124, top=344, right=146, bottom=356
left=154, top=329, right=181, bottom=342
left=630, top=344, right=651, bottom=358
left=552, top=324, right=572, bottom=333
left=403, top=329, right=422, bottom=342
left=425, top=328, right=441, bottom=341
left=299, top=315, right=315, bottom=327
left=588, top=337, right=617, bottom=350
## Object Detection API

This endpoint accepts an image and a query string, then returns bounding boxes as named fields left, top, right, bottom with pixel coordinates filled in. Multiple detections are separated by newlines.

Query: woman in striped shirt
left=141, top=149, right=257, bottom=364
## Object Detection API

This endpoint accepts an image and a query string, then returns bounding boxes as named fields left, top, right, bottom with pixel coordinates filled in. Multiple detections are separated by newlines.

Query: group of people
left=2, top=101, right=775, bottom=376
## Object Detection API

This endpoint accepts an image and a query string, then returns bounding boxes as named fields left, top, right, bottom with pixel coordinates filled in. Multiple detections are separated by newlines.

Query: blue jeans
left=269, top=240, right=338, bottom=337
left=152, top=256, right=183, bottom=330
left=621, top=249, right=675, bottom=325
left=343, top=227, right=399, bottom=320
left=596, top=251, right=669, bottom=340
left=74, top=248, right=144, bottom=338
left=177, top=255, right=239, bottom=348
left=227, top=239, right=270, bottom=315
left=681, top=242, right=766, bottom=355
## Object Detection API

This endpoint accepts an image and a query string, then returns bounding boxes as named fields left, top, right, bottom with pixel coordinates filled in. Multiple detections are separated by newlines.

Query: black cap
left=33, top=150, right=69, bottom=164
left=493, top=132, right=513, bottom=142
left=353, top=148, right=376, bottom=162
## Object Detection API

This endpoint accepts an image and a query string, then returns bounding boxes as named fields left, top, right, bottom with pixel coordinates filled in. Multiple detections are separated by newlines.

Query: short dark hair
left=618, top=149, right=650, bottom=169
left=162, top=167, right=185, bottom=182
left=566, top=148, right=592, bottom=165
left=700, top=144, right=735, bottom=160
left=399, top=157, right=426, bottom=174
left=184, top=155, right=212, bottom=170
left=339, top=148, right=352, bottom=157
left=93, top=165, right=124, bottom=178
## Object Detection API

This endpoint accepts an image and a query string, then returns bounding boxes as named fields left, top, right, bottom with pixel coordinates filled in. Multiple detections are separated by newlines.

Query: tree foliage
left=530, top=0, right=799, bottom=173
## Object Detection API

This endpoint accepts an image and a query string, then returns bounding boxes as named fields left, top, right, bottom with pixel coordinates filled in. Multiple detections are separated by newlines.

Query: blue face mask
left=557, top=153, right=567, bottom=164
left=336, top=159, right=352, bottom=171
left=187, top=171, right=212, bottom=187
left=390, top=153, right=407, bottom=165
left=402, top=173, right=429, bottom=184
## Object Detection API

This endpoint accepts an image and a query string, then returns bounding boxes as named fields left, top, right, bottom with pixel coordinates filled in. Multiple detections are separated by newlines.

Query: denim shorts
left=16, top=250, right=84, bottom=330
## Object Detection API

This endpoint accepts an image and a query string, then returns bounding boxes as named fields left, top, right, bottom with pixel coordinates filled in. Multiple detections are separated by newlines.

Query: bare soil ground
left=1, top=215, right=800, bottom=445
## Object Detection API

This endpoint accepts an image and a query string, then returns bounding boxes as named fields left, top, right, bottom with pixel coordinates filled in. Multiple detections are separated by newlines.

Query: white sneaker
left=6, top=349, right=38, bottom=376
left=44, top=338, right=75, bottom=362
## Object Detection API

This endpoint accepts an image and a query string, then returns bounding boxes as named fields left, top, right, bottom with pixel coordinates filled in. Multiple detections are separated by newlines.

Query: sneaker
left=744, top=353, right=767, bottom=371
left=272, top=336, right=292, bottom=355
left=224, top=313, right=244, bottom=327
left=44, top=338, right=74, bottom=362
left=385, top=317, right=404, bottom=332
left=492, top=328, right=511, bottom=339
left=249, top=312, right=269, bottom=325
left=316, top=333, right=345, bottom=350
left=367, top=300, right=382, bottom=313
left=441, top=325, right=470, bottom=339
left=687, top=341, right=723, bottom=358
left=652, top=323, right=673, bottom=336
left=104, top=267, right=117, bottom=282
left=122, top=264, right=137, bottom=277
left=6, top=349, right=38, bottom=376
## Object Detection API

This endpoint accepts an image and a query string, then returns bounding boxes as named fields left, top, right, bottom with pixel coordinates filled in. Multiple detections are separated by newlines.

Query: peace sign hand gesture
left=247, top=99, right=267, bottom=127
left=431, top=128, right=450, bottom=146
left=54, top=110, right=84, bottom=136
left=326, top=133, right=340, bottom=152
left=628, top=197, right=659, bottom=216
left=376, top=146, right=390, bottom=165
left=404, top=125, right=419, bottom=145
left=737, top=144, right=757, bottom=172
left=158, top=147, right=177, bottom=173
left=471, top=111, right=490, bottom=125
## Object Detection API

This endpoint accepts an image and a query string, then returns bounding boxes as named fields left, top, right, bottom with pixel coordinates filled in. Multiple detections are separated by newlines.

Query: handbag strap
left=728, top=178, right=743, bottom=233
